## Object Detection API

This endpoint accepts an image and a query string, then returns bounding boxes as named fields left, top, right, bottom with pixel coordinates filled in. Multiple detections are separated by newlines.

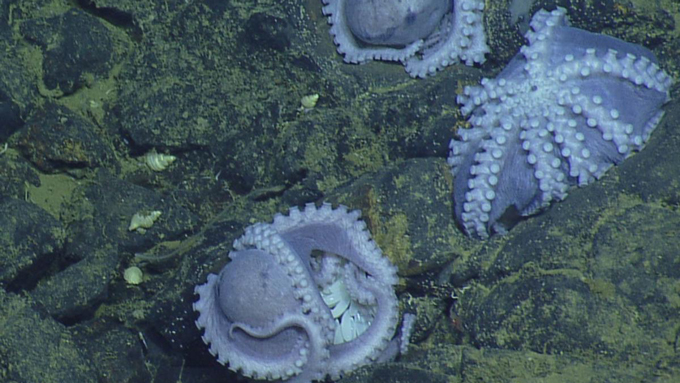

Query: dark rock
left=243, top=13, right=292, bottom=52
left=30, top=248, right=118, bottom=321
left=281, top=174, right=324, bottom=207
left=592, top=203, right=680, bottom=287
left=75, top=0, right=184, bottom=32
left=21, top=165, right=204, bottom=322
left=0, top=153, right=40, bottom=199
left=0, top=289, right=98, bottom=383
left=0, top=198, right=65, bottom=289
left=484, top=0, right=525, bottom=66
left=616, top=98, right=680, bottom=204
left=13, top=102, right=115, bottom=173
left=456, top=346, right=650, bottom=382
left=75, top=0, right=138, bottom=32
left=327, top=158, right=478, bottom=275
left=362, top=67, right=467, bottom=159
left=114, top=0, right=328, bottom=194
left=65, top=170, right=199, bottom=258
left=0, top=33, right=39, bottom=127
left=459, top=269, right=671, bottom=358
left=589, top=203, right=680, bottom=344
left=342, top=362, right=451, bottom=383
left=0, top=1, right=9, bottom=39
left=19, top=9, right=116, bottom=95
left=70, top=318, right=152, bottom=383
left=460, top=274, right=599, bottom=352
left=0, top=87, right=23, bottom=141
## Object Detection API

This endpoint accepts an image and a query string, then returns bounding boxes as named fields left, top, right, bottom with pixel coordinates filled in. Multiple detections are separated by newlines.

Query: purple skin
left=322, top=0, right=489, bottom=77
left=344, top=0, right=450, bottom=46
left=194, top=204, right=405, bottom=383
left=449, top=8, right=672, bottom=238
left=216, top=250, right=308, bottom=360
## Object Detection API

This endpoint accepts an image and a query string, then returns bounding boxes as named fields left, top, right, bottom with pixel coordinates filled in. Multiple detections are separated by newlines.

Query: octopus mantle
left=193, top=203, right=413, bottom=382
left=322, top=0, right=489, bottom=77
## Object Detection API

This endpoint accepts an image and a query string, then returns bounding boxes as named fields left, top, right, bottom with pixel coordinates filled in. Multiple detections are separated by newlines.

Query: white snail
left=145, top=151, right=176, bottom=171
left=299, top=93, right=319, bottom=111
left=128, top=210, right=162, bottom=233
left=123, top=266, right=144, bottom=285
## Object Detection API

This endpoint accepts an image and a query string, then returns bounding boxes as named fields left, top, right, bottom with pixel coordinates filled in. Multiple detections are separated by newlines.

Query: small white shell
left=128, top=210, right=162, bottom=233
left=124, top=266, right=144, bottom=285
left=145, top=151, right=176, bottom=172
left=300, top=94, right=319, bottom=110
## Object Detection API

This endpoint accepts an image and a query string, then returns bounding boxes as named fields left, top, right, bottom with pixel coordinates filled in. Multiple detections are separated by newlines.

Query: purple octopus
left=321, top=0, right=489, bottom=77
left=193, top=203, right=414, bottom=382
left=448, top=7, right=673, bottom=238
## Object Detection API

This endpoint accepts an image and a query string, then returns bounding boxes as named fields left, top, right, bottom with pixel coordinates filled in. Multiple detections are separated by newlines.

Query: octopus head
left=344, top=0, right=451, bottom=46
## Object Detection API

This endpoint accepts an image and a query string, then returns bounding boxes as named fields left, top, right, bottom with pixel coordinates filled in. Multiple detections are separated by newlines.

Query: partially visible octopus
left=321, top=0, right=488, bottom=77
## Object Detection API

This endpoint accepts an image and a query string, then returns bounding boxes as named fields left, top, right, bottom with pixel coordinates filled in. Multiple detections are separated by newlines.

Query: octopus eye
left=405, top=11, right=417, bottom=25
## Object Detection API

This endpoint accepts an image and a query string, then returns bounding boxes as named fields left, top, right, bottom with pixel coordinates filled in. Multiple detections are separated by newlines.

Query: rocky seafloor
left=0, top=0, right=679, bottom=382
